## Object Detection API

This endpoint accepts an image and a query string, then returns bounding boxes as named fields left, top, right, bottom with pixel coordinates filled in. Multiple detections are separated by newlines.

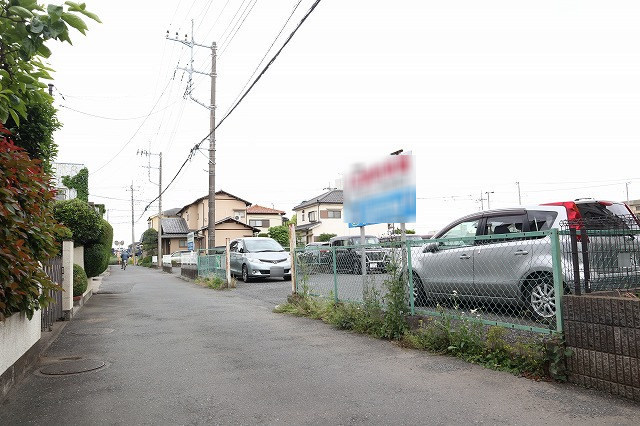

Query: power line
left=218, top=0, right=259, bottom=58
left=59, top=101, right=177, bottom=121
left=92, top=78, right=173, bottom=175
left=224, top=0, right=304, bottom=114
left=138, top=0, right=323, bottom=219
left=217, top=0, right=323, bottom=129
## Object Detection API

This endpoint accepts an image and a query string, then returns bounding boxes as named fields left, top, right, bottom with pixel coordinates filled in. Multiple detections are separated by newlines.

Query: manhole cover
left=40, top=359, right=105, bottom=375
left=70, top=328, right=114, bottom=335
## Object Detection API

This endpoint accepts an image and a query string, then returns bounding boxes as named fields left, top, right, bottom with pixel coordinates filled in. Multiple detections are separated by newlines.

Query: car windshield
left=244, top=239, right=285, bottom=252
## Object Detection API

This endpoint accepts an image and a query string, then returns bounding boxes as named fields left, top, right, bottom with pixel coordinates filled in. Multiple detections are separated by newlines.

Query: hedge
left=73, top=264, right=88, bottom=297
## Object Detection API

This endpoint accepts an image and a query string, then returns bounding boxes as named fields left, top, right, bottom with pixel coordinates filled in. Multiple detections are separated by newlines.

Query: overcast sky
left=48, top=0, right=640, bottom=245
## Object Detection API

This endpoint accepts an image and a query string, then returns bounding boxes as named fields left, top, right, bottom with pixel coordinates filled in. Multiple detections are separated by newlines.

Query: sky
left=47, top=0, right=640, bottom=246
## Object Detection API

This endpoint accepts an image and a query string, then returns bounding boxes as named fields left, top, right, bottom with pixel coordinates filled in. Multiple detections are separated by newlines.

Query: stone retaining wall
left=563, top=291, right=640, bottom=402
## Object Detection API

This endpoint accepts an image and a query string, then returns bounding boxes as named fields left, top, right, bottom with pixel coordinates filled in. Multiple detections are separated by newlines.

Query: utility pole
left=479, top=191, right=485, bottom=211
left=130, top=183, right=136, bottom=267
left=485, top=191, right=495, bottom=210
left=516, top=181, right=522, bottom=205
left=167, top=21, right=217, bottom=251
left=626, top=182, right=631, bottom=203
left=138, top=150, right=163, bottom=268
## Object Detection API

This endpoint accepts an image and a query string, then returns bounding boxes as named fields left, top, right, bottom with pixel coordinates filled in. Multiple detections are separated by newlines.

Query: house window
left=308, top=211, right=316, bottom=222
left=327, top=210, right=341, bottom=218
left=250, top=220, right=262, bottom=227
left=179, top=239, right=187, bottom=248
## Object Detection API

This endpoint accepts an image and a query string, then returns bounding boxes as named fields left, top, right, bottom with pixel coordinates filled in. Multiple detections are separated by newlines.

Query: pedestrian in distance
left=121, top=250, right=130, bottom=270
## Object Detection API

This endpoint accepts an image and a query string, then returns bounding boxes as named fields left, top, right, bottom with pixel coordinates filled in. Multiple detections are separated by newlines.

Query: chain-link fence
left=197, top=253, right=226, bottom=280
left=559, top=215, right=640, bottom=294
left=294, top=229, right=566, bottom=335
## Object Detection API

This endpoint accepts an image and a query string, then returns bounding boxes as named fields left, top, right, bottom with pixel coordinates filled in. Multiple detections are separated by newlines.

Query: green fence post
left=406, top=240, right=415, bottom=316
left=550, top=228, right=564, bottom=334
left=332, top=246, right=338, bottom=303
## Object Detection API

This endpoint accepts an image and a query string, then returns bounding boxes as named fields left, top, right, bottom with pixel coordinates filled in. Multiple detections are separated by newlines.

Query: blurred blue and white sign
left=187, top=232, right=194, bottom=251
left=344, top=154, right=416, bottom=226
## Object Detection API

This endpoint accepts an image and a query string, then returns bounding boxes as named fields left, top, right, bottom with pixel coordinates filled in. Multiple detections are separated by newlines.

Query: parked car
left=329, top=235, right=389, bottom=274
left=229, top=237, right=291, bottom=282
left=300, top=242, right=331, bottom=271
left=411, top=200, right=639, bottom=319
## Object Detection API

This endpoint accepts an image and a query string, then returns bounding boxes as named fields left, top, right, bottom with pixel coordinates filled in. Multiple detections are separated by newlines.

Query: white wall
left=73, top=245, right=84, bottom=269
left=0, top=311, right=41, bottom=376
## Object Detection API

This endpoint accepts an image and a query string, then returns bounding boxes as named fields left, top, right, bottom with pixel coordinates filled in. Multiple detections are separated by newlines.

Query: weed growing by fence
left=275, top=290, right=568, bottom=379
left=196, top=275, right=227, bottom=290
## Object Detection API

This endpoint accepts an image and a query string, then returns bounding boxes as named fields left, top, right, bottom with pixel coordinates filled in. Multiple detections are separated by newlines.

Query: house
left=159, top=217, right=190, bottom=255
left=292, top=189, right=389, bottom=244
left=51, top=162, right=85, bottom=201
left=147, top=208, right=181, bottom=232
left=176, top=190, right=259, bottom=249
left=246, top=205, right=286, bottom=234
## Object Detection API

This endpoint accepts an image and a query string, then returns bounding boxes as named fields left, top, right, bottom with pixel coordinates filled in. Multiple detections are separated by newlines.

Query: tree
left=0, top=1, right=100, bottom=123
left=4, top=100, right=60, bottom=174
left=0, top=128, right=60, bottom=320
left=141, top=228, right=157, bottom=256
left=317, top=233, right=336, bottom=242
left=268, top=225, right=289, bottom=247
left=61, top=167, right=88, bottom=201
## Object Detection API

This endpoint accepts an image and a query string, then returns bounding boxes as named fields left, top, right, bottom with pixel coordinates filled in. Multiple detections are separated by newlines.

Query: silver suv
left=229, top=237, right=291, bottom=282
left=411, top=200, right=639, bottom=319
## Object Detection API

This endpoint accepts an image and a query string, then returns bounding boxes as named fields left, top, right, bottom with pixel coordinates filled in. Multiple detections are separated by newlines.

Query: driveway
left=1, top=266, right=638, bottom=425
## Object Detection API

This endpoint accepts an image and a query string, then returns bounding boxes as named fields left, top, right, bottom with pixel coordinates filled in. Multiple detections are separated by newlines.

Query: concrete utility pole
left=516, top=181, right=522, bottom=205
left=485, top=191, right=495, bottom=210
left=167, top=21, right=217, bottom=251
left=138, top=150, right=163, bottom=268
left=130, top=183, right=136, bottom=267
left=626, top=182, right=631, bottom=203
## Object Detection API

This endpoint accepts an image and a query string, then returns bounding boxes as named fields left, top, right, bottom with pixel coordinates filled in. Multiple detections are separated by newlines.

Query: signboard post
left=187, top=232, right=194, bottom=252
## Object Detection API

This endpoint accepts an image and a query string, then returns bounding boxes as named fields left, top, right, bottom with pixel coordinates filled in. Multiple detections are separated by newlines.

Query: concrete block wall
left=563, top=293, right=640, bottom=402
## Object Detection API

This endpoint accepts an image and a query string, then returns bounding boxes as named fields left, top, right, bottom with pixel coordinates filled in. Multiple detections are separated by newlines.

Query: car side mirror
left=423, top=242, right=439, bottom=253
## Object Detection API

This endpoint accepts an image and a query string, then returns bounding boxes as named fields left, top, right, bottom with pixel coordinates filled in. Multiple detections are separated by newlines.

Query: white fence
left=162, top=255, right=172, bottom=266
left=181, top=252, right=197, bottom=265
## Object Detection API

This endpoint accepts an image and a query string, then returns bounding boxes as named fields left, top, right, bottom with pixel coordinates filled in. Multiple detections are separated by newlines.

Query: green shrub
left=53, top=198, right=102, bottom=246
left=267, top=225, right=289, bottom=247
left=139, top=256, right=153, bottom=267
left=0, top=136, right=61, bottom=321
left=317, top=233, right=336, bottom=242
left=109, top=255, right=119, bottom=265
left=72, top=264, right=88, bottom=297
left=257, top=233, right=269, bottom=237
left=84, top=243, right=106, bottom=278
left=141, top=228, right=157, bottom=256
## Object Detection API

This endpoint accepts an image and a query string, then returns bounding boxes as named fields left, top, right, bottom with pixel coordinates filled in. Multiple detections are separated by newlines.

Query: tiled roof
left=247, top=205, right=285, bottom=215
left=177, top=190, right=252, bottom=215
left=295, top=221, right=321, bottom=231
left=161, top=217, right=190, bottom=234
left=293, top=190, right=343, bottom=210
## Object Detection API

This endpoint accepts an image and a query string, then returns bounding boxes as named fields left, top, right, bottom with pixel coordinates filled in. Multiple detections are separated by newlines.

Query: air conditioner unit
left=234, top=215, right=241, bottom=220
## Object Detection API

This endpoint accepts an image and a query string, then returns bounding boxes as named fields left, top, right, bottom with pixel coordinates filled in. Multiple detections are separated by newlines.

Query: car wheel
left=352, top=260, right=362, bottom=275
left=407, top=272, right=427, bottom=307
left=242, top=265, right=251, bottom=282
left=283, top=275, right=291, bottom=281
left=525, top=272, right=556, bottom=320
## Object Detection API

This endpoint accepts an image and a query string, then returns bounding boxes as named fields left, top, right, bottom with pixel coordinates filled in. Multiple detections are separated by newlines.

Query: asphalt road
left=1, top=266, right=638, bottom=425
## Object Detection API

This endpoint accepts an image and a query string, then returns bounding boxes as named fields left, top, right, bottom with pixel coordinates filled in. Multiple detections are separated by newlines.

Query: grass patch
left=275, top=292, right=567, bottom=380
left=195, top=275, right=228, bottom=290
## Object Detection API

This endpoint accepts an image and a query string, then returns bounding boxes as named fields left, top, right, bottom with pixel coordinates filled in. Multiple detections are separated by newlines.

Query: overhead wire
left=59, top=102, right=178, bottom=121
left=138, top=0, right=324, bottom=220
left=92, top=78, right=174, bottom=175
left=224, top=0, right=304, bottom=116
left=218, top=0, right=259, bottom=57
